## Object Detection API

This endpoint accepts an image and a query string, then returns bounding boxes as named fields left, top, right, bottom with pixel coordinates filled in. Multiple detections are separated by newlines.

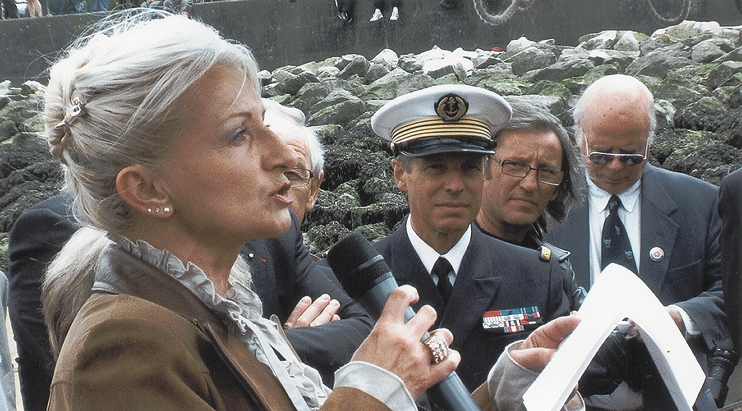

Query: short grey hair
left=498, top=99, right=585, bottom=236
left=262, top=99, right=325, bottom=176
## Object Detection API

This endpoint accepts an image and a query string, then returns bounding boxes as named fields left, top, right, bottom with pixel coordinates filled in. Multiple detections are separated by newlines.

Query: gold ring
left=423, top=330, right=450, bottom=364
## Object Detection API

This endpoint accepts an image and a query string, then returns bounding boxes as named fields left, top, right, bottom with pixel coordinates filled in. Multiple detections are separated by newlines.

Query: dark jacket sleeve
left=720, top=169, right=742, bottom=351
left=8, top=193, right=78, bottom=411
left=247, top=211, right=372, bottom=385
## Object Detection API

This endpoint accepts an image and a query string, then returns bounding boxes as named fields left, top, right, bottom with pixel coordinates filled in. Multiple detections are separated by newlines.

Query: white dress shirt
left=406, top=217, right=471, bottom=286
left=587, top=178, right=642, bottom=285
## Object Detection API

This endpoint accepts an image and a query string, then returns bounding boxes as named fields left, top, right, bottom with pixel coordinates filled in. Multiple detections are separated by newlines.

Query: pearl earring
left=147, top=208, right=152, bottom=213
left=163, top=207, right=171, bottom=214
left=155, top=208, right=161, bottom=213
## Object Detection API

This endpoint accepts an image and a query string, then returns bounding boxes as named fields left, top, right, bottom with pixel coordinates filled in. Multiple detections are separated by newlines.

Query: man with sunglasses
left=546, top=74, right=726, bottom=410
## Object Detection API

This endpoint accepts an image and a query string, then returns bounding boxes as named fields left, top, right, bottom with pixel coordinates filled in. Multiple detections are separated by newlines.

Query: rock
left=628, top=48, right=694, bottom=77
left=289, top=82, right=332, bottom=113
left=371, top=49, right=399, bottom=71
left=398, top=53, right=423, bottom=73
left=363, top=63, right=391, bottom=85
left=526, top=59, right=595, bottom=83
left=691, top=40, right=725, bottom=63
left=365, top=67, right=412, bottom=100
left=422, top=58, right=467, bottom=80
left=507, top=47, right=557, bottom=76
left=506, top=36, right=539, bottom=54
left=270, top=68, right=319, bottom=95
left=306, top=89, right=366, bottom=126
left=706, top=61, right=742, bottom=89
left=338, top=55, right=370, bottom=80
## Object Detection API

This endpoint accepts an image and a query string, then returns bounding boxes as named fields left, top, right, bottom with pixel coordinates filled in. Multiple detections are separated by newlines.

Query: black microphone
left=327, top=233, right=482, bottom=411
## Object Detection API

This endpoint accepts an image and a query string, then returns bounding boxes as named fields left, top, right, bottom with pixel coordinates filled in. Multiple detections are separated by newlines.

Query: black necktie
left=432, top=257, right=454, bottom=304
left=601, top=195, right=638, bottom=274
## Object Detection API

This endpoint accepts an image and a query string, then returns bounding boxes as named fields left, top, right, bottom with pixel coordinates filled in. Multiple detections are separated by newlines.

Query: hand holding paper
left=522, top=264, right=705, bottom=411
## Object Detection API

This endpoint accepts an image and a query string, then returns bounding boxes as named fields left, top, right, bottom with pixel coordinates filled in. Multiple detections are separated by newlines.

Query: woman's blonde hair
left=42, top=10, right=259, bottom=354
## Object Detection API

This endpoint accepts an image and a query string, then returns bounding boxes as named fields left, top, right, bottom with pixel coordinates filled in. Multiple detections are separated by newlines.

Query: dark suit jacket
left=240, top=214, right=372, bottom=384
left=8, top=193, right=370, bottom=410
left=720, top=167, right=742, bottom=351
left=546, top=164, right=727, bottom=353
left=373, top=221, right=570, bottom=391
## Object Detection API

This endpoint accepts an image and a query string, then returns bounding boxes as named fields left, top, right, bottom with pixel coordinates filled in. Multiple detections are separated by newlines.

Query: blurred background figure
left=335, top=0, right=353, bottom=23
left=52, top=0, right=77, bottom=15
left=263, top=99, right=324, bottom=224
left=0, top=271, right=16, bottom=411
left=26, top=0, right=41, bottom=16
left=2, top=0, right=18, bottom=18
left=369, top=0, right=399, bottom=21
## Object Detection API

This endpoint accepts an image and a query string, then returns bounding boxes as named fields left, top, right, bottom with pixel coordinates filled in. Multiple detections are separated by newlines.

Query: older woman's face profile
left=156, top=65, right=298, bottom=244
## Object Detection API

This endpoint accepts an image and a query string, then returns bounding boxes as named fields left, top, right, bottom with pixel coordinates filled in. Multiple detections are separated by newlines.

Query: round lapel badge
left=435, top=93, right=468, bottom=121
left=649, top=247, right=664, bottom=261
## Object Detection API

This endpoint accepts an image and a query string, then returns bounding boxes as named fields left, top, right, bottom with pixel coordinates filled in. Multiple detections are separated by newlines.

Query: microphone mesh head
left=326, top=233, right=392, bottom=298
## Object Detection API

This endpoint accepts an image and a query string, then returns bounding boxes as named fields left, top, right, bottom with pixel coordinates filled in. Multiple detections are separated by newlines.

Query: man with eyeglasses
left=475, top=99, right=587, bottom=310
left=546, top=74, right=726, bottom=410
left=370, top=85, right=570, bottom=403
left=262, top=99, right=325, bottom=224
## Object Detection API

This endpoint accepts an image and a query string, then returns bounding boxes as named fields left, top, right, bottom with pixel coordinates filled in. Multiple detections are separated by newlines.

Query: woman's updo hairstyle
left=44, top=10, right=260, bottom=233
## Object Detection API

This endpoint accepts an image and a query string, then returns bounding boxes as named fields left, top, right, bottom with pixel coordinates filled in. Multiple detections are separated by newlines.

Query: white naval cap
left=370, top=85, right=512, bottom=157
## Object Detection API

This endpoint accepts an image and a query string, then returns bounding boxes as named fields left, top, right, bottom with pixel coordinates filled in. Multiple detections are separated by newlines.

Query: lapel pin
left=649, top=247, right=664, bottom=261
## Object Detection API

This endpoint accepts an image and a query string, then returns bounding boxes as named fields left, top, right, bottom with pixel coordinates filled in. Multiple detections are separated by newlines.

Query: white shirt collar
left=405, top=217, right=471, bottom=275
left=587, top=177, right=642, bottom=215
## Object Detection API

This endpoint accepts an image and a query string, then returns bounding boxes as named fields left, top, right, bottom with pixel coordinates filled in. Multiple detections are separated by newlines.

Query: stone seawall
left=1, top=0, right=741, bottom=84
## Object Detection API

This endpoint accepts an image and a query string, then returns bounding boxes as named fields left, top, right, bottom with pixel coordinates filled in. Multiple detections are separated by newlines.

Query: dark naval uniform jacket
left=373, top=220, right=571, bottom=391
left=546, top=164, right=727, bottom=353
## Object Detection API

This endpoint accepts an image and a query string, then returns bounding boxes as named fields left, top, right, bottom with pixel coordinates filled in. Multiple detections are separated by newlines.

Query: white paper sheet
left=522, top=264, right=705, bottom=411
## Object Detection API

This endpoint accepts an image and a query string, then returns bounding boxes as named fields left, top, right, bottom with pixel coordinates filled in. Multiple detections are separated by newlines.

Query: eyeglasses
left=285, top=167, right=314, bottom=187
left=492, top=156, right=564, bottom=186
left=585, top=142, right=648, bottom=166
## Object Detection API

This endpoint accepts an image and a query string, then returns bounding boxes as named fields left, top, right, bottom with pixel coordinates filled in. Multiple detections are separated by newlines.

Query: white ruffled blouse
left=105, top=237, right=416, bottom=411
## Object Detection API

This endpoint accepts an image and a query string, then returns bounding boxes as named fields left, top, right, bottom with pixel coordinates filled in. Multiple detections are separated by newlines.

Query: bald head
left=573, top=75, right=656, bottom=194
left=574, top=74, right=656, bottom=146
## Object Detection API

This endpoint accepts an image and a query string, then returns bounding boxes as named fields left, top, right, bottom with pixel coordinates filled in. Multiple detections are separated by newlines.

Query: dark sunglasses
left=585, top=142, right=649, bottom=166
left=587, top=152, right=646, bottom=166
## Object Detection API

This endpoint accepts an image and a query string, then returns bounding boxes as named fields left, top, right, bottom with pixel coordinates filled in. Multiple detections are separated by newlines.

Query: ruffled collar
left=111, top=235, right=264, bottom=333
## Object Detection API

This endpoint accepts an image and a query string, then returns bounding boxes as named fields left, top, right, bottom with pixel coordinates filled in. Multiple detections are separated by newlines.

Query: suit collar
left=641, top=164, right=680, bottom=217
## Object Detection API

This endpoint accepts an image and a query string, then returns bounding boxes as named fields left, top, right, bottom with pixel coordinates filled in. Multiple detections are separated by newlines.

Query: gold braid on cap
left=51, top=97, right=86, bottom=161
left=390, top=116, right=491, bottom=152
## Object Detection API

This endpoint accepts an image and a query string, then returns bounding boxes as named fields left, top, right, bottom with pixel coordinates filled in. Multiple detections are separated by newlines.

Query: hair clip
left=54, top=97, right=86, bottom=131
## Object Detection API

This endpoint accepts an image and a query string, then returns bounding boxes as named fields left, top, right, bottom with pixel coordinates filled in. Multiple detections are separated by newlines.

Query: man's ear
left=116, top=165, right=173, bottom=217
left=305, top=172, right=324, bottom=212
left=392, top=159, right=409, bottom=193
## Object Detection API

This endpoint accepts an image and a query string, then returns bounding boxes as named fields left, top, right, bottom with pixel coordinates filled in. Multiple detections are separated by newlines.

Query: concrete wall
left=1, top=0, right=741, bottom=85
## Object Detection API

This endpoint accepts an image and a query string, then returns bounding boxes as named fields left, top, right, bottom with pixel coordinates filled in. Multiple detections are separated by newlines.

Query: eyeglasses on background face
left=285, top=168, right=314, bottom=187
left=492, top=156, right=564, bottom=186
